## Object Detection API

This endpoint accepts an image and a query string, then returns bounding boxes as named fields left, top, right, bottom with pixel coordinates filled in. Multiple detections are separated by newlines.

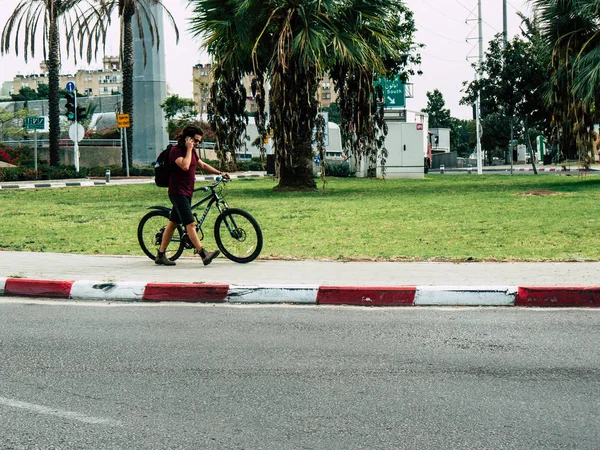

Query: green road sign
left=376, top=77, right=406, bottom=108
left=23, top=116, right=45, bottom=130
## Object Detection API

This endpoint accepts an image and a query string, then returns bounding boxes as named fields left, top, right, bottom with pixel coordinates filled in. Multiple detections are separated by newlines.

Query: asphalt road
left=1, top=299, right=598, bottom=449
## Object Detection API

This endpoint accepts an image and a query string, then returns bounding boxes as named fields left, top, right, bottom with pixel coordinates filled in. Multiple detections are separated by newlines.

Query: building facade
left=192, top=64, right=211, bottom=116
left=11, top=57, right=121, bottom=97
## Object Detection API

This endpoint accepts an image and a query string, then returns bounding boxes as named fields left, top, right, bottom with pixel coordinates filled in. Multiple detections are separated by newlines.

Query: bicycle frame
left=189, top=184, right=229, bottom=231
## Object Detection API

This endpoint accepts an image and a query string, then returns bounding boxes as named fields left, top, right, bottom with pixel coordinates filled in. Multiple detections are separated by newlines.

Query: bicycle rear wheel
left=214, top=208, right=263, bottom=263
left=137, top=210, right=185, bottom=262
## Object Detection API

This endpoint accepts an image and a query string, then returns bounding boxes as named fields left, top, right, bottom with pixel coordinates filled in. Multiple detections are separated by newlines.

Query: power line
left=421, top=52, right=469, bottom=64
left=506, top=0, right=521, bottom=12
left=454, top=0, right=500, bottom=33
left=453, top=0, right=478, bottom=15
left=419, top=0, right=466, bottom=24
left=415, top=22, right=467, bottom=44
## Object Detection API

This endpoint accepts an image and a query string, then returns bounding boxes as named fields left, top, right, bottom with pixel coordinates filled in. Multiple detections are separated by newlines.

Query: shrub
left=237, top=158, right=264, bottom=171
left=86, top=165, right=154, bottom=177
left=0, top=161, right=157, bottom=181
left=0, top=146, right=15, bottom=165
left=324, top=161, right=356, bottom=177
left=18, top=168, right=39, bottom=180
left=129, top=166, right=154, bottom=176
left=0, top=144, right=34, bottom=167
left=84, top=126, right=120, bottom=139
left=202, top=157, right=265, bottom=173
left=0, top=168, right=18, bottom=182
left=38, top=165, right=88, bottom=180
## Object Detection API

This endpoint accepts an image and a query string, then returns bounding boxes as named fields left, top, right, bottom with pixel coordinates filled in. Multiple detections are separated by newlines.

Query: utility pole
left=475, top=0, right=484, bottom=174
left=503, top=0, right=508, bottom=44
left=503, top=0, right=514, bottom=173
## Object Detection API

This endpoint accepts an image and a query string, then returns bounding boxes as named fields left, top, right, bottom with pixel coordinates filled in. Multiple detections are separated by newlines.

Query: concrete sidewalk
left=1, top=251, right=599, bottom=307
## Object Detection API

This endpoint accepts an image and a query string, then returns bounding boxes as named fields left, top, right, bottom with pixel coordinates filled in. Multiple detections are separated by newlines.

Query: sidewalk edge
left=1, top=278, right=600, bottom=307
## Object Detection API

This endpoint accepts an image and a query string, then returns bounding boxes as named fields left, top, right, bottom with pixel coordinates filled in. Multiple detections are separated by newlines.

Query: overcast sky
left=0, top=0, right=531, bottom=120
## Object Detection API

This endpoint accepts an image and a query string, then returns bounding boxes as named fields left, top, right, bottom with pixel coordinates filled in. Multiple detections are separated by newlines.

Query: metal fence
left=0, top=94, right=123, bottom=116
left=2, top=139, right=122, bottom=148
left=2, top=139, right=219, bottom=152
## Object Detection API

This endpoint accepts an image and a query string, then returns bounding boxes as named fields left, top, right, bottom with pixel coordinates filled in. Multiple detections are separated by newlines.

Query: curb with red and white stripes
left=0, top=173, right=265, bottom=191
left=1, top=277, right=599, bottom=307
left=513, top=167, right=563, bottom=172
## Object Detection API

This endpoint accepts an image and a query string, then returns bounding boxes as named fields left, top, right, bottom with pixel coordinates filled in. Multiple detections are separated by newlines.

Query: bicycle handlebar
left=193, top=176, right=229, bottom=193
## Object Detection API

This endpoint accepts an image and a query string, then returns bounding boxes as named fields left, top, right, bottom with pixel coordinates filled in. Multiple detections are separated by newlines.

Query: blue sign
left=66, top=82, right=75, bottom=92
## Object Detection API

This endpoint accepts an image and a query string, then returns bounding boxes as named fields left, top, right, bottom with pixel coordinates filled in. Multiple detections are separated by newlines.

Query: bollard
left=440, top=164, right=445, bottom=175
left=105, top=169, right=110, bottom=183
left=467, top=164, right=472, bottom=174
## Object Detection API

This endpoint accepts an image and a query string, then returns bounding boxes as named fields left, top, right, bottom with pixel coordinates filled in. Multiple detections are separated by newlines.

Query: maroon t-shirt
left=168, top=143, right=198, bottom=197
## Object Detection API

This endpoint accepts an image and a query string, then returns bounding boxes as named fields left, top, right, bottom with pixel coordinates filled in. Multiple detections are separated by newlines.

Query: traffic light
left=65, top=93, right=76, bottom=121
left=76, top=105, right=87, bottom=122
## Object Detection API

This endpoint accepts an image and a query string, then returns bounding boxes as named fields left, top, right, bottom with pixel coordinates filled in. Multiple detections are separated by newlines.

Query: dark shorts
left=169, top=194, right=195, bottom=226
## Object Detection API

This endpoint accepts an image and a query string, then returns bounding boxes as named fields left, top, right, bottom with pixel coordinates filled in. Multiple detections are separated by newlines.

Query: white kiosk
left=357, top=109, right=428, bottom=179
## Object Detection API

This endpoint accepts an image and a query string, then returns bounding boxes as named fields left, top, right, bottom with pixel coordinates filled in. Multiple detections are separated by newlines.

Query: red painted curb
left=516, top=287, right=600, bottom=307
left=317, top=286, right=416, bottom=306
left=142, top=283, right=229, bottom=302
left=4, top=278, right=74, bottom=298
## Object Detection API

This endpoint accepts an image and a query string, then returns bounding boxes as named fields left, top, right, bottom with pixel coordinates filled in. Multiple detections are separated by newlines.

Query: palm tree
left=1, top=0, right=99, bottom=166
left=330, top=1, right=421, bottom=179
left=570, top=1, right=600, bottom=125
left=189, top=0, right=419, bottom=190
left=531, top=0, right=599, bottom=161
left=87, top=0, right=178, bottom=169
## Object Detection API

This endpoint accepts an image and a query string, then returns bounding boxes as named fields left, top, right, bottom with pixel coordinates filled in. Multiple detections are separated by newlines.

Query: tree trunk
left=47, top=9, right=61, bottom=166
left=273, top=66, right=317, bottom=191
left=524, top=116, right=538, bottom=175
left=121, top=9, right=134, bottom=170
left=275, top=127, right=316, bottom=191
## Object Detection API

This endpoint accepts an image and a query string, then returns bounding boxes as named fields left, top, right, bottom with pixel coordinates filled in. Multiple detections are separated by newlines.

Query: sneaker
left=195, top=248, right=220, bottom=266
left=155, top=252, right=176, bottom=266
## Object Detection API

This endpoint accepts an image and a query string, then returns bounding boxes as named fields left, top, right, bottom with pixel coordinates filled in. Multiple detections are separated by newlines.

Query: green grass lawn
left=1, top=174, right=600, bottom=261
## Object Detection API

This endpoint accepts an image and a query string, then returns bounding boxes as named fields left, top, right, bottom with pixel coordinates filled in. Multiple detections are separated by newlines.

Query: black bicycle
left=137, top=177, right=263, bottom=263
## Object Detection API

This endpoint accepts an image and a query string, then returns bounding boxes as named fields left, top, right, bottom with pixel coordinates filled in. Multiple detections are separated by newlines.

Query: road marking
left=414, top=286, right=517, bottom=306
left=227, top=284, right=319, bottom=304
left=70, top=280, right=146, bottom=301
left=0, top=396, right=122, bottom=426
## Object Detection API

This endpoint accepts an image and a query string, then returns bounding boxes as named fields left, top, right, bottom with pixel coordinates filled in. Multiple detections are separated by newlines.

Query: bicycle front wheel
left=137, top=210, right=185, bottom=262
left=214, top=208, right=263, bottom=263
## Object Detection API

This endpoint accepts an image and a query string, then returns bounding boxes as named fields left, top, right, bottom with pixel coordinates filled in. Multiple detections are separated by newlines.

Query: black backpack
left=154, top=144, right=173, bottom=187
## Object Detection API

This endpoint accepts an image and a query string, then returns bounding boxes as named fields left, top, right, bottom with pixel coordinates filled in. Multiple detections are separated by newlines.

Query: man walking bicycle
left=155, top=124, right=229, bottom=266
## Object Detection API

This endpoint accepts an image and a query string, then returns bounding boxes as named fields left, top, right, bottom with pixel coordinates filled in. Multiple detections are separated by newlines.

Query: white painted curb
left=227, top=284, right=319, bottom=304
left=70, top=281, right=146, bottom=301
left=414, top=286, right=517, bottom=306
left=0, top=277, right=6, bottom=296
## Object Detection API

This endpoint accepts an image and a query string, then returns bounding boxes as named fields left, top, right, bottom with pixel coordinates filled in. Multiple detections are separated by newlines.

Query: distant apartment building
left=317, top=78, right=337, bottom=108
left=11, top=56, right=121, bottom=96
left=192, top=64, right=211, bottom=115
left=192, top=63, right=338, bottom=115
left=77, top=56, right=121, bottom=96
